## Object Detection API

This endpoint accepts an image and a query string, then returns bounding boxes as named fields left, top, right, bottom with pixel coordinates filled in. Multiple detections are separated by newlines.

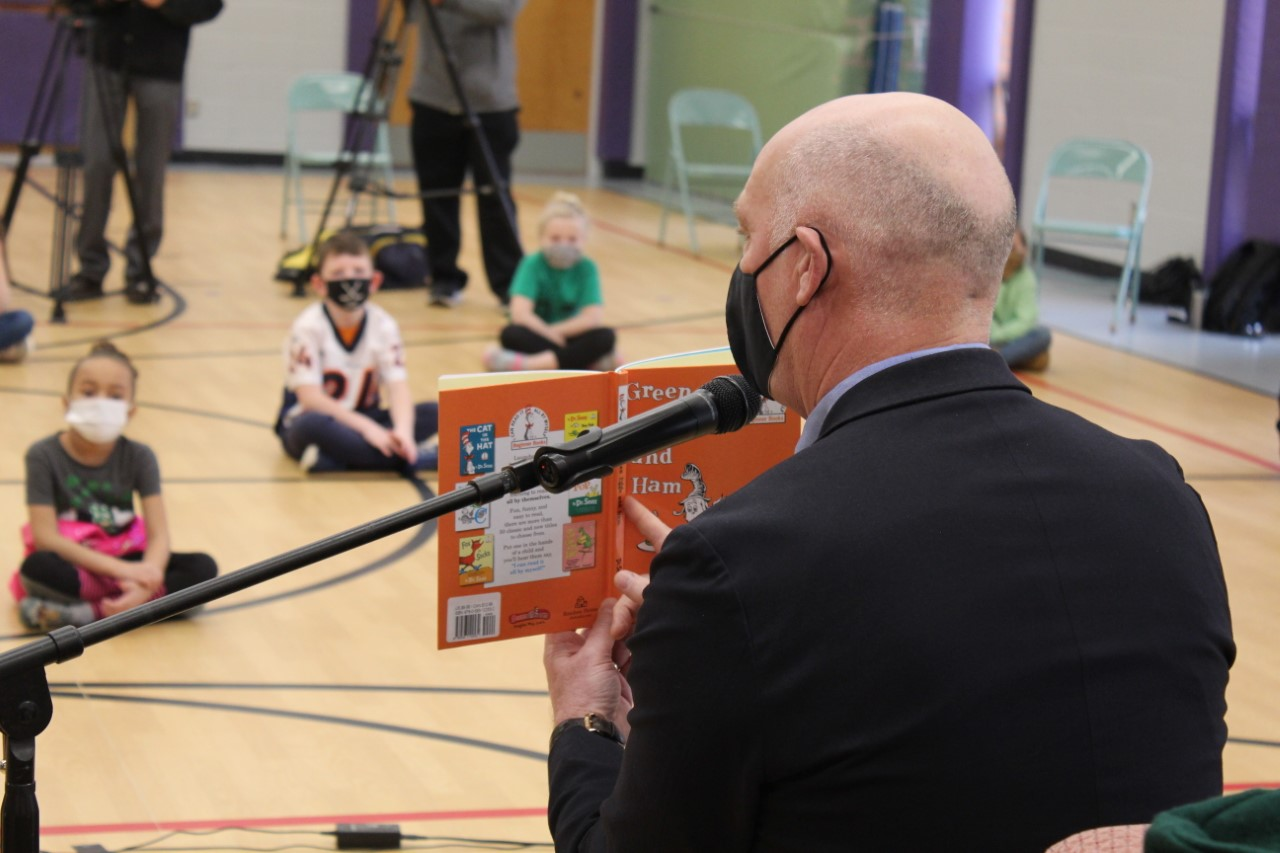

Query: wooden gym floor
left=0, top=166, right=1278, bottom=852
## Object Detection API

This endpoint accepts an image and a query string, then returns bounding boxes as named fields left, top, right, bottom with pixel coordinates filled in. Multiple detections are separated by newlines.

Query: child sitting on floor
left=276, top=231, right=439, bottom=473
left=484, top=192, right=619, bottom=371
left=991, top=228, right=1052, bottom=371
left=14, top=340, right=218, bottom=631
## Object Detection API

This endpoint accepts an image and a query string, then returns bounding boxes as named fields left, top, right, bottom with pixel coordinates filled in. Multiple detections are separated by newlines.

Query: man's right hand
left=544, top=599, right=633, bottom=736
left=611, top=570, right=649, bottom=649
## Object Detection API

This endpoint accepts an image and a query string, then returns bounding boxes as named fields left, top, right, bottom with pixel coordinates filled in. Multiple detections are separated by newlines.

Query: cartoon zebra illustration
left=673, top=462, right=717, bottom=521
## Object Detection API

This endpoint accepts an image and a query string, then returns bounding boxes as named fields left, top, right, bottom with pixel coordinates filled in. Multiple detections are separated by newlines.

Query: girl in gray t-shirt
left=13, top=341, right=217, bottom=631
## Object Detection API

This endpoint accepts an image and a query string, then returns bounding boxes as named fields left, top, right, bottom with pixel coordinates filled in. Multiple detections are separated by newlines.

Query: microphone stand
left=0, top=373, right=755, bottom=851
left=0, top=457, right=543, bottom=853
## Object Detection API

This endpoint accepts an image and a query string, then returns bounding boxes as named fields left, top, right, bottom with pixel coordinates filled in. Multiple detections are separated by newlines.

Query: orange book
left=436, top=348, right=800, bottom=649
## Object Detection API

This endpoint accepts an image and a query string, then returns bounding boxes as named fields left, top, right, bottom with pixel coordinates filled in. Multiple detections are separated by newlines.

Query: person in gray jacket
left=408, top=0, right=525, bottom=308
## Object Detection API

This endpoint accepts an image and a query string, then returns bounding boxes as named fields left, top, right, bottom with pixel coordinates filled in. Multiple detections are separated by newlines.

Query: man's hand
left=624, top=496, right=672, bottom=553
left=610, top=570, right=649, bottom=649
left=138, top=0, right=166, bottom=8
left=545, top=599, right=633, bottom=736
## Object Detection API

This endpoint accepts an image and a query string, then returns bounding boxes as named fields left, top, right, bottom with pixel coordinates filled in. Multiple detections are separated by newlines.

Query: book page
left=437, top=371, right=615, bottom=648
left=614, top=350, right=800, bottom=575
left=435, top=351, right=800, bottom=649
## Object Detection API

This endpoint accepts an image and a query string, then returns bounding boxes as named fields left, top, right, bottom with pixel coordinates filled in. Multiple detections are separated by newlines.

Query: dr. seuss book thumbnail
left=436, top=348, right=798, bottom=649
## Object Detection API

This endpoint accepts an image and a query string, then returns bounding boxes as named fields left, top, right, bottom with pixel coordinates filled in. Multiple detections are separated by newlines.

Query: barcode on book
left=446, top=592, right=501, bottom=643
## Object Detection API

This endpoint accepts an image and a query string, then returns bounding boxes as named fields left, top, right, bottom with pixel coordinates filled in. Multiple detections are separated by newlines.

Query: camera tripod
left=1, top=7, right=161, bottom=317
left=295, top=0, right=521, bottom=298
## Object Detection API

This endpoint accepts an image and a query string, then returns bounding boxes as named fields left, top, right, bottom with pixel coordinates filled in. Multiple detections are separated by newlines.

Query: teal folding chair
left=280, top=72, right=397, bottom=241
left=658, top=88, right=762, bottom=255
left=1030, top=138, right=1152, bottom=332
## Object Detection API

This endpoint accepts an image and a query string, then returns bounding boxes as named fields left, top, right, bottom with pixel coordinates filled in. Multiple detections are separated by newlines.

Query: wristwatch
left=549, top=713, right=625, bottom=750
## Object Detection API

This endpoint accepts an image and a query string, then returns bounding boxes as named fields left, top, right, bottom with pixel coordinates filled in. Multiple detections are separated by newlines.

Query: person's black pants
left=409, top=102, right=522, bottom=301
left=500, top=325, right=616, bottom=370
left=20, top=550, right=217, bottom=602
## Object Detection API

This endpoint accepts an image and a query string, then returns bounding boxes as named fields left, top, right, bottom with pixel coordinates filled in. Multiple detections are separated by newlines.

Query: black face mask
left=326, top=277, right=373, bottom=309
left=725, top=229, right=832, bottom=399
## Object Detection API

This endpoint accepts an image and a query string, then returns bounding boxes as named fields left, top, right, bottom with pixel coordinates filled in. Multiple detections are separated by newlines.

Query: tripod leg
left=48, top=156, right=75, bottom=323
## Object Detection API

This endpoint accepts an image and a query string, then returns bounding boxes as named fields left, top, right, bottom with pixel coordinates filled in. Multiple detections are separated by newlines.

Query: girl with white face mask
left=11, top=341, right=218, bottom=631
left=482, top=192, right=621, bottom=372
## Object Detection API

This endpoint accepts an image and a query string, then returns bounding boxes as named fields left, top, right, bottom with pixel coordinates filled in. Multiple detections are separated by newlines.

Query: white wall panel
left=183, top=1, right=349, bottom=154
left=1022, top=0, right=1225, bottom=267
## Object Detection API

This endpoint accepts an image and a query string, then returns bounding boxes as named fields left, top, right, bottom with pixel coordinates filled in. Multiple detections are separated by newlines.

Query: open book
left=435, top=348, right=800, bottom=649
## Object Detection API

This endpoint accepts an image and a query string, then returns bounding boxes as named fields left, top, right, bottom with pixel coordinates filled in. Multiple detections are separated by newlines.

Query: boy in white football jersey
left=275, top=232, right=438, bottom=473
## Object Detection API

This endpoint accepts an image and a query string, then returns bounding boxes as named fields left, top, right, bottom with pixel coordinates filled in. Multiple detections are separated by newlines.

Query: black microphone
left=533, top=374, right=762, bottom=493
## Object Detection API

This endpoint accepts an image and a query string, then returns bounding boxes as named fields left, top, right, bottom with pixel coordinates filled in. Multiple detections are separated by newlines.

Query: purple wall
left=0, top=12, right=84, bottom=147
left=1002, top=0, right=1035, bottom=209
left=1204, top=0, right=1265, bottom=275
left=347, top=0, right=381, bottom=74
left=596, top=0, right=639, bottom=163
left=1243, top=2, right=1280, bottom=248
left=924, top=0, right=1005, bottom=138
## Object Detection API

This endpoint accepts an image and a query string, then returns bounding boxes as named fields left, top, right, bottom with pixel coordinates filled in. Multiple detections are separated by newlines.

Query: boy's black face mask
left=725, top=229, right=831, bottom=399
left=326, top=277, right=372, bottom=309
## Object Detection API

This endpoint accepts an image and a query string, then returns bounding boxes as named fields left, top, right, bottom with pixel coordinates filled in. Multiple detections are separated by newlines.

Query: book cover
left=435, top=350, right=799, bottom=648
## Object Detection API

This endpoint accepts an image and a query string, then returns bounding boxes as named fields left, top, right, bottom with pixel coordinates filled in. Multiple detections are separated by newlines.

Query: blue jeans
left=281, top=403, right=439, bottom=472
left=994, top=326, right=1052, bottom=369
left=0, top=310, right=34, bottom=350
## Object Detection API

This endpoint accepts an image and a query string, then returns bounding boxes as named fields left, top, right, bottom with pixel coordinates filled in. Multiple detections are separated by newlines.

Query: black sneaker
left=59, top=274, right=104, bottom=302
left=125, top=276, right=159, bottom=305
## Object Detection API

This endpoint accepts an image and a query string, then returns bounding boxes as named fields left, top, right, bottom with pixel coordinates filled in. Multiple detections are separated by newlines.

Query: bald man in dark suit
left=543, top=93, right=1234, bottom=853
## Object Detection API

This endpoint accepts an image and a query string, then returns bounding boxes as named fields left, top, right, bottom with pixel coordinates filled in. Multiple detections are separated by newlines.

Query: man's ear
left=310, top=272, right=327, bottom=297
left=793, top=225, right=830, bottom=307
left=369, top=270, right=384, bottom=293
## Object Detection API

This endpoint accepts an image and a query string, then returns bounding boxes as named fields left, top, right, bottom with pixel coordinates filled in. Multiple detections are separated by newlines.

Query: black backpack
left=1202, top=240, right=1280, bottom=336
left=1140, top=257, right=1201, bottom=310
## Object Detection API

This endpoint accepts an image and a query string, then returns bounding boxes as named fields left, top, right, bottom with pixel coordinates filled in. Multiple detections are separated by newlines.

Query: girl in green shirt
left=484, top=193, right=618, bottom=371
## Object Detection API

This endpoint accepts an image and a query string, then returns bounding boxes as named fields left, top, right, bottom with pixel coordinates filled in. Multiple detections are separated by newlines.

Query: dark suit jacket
left=548, top=348, right=1234, bottom=852
left=92, top=0, right=223, bottom=82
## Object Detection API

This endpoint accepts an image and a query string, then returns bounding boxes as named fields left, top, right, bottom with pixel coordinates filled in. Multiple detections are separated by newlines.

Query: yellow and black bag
left=274, top=225, right=428, bottom=290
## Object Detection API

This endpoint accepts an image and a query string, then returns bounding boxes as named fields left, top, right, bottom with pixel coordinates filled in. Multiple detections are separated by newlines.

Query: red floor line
left=41, top=807, right=548, bottom=836
left=1019, top=374, right=1280, bottom=473
left=40, top=789, right=1280, bottom=836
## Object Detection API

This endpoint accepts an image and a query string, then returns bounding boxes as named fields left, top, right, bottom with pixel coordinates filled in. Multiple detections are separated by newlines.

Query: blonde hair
left=538, top=191, right=588, bottom=235
left=68, top=339, right=139, bottom=395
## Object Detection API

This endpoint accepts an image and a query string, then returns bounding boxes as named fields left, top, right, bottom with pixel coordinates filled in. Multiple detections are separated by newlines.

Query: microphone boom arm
left=0, top=455, right=541, bottom=853
left=0, top=373, right=759, bottom=853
